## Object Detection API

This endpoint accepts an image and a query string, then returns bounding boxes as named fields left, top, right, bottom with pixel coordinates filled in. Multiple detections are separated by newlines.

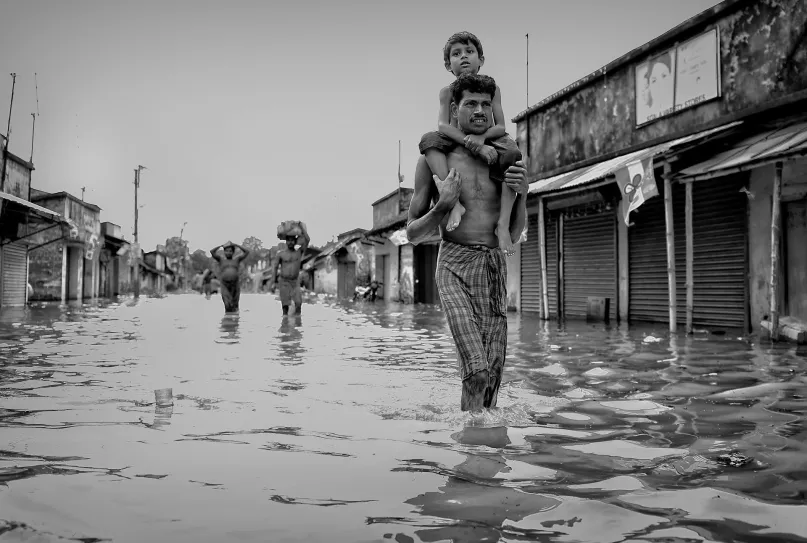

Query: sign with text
left=635, top=28, right=720, bottom=126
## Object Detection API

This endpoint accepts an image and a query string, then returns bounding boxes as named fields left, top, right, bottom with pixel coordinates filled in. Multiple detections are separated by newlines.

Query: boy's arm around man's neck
left=437, top=86, right=469, bottom=146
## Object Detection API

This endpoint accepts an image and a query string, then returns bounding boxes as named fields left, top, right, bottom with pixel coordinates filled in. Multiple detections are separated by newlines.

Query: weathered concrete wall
left=747, top=157, right=807, bottom=331
left=518, top=0, right=807, bottom=179
left=372, top=239, right=402, bottom=301
left=372, top=188, right=413, bottom=229
left=28, top=198, right=67, bottom=301
left=314, top=256, right=337, bottom=295
left=5, top=157, right=31, bottom=199
left=346, top=241, right=373, bottom=286
left=29, top=243, right=64, bottom=301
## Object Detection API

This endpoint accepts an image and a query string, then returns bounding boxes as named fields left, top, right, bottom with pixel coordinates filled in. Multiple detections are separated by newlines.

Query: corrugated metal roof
left=529, top=122, right=742, bottom=196
left=0, top=190, right=66, bottom=221
left=678, top=120, right=807, bottom=179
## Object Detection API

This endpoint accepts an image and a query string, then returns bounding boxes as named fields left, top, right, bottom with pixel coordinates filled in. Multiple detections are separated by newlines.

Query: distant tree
left=241, top=236, right=263, bottom=252
left=190, top=249, right=214, bottom=274
left=165, top=236, right=190, bottom=260
left=240, top=236, right=271, bottom=271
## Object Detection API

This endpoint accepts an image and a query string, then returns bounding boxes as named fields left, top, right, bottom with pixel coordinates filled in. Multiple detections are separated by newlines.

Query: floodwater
left=1, top=293, right=807, bottom=543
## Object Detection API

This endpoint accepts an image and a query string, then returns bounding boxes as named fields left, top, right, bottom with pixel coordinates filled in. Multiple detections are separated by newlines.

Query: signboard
left=615, top=157, right=659, bottom=225
left=635, top=28, right=720, bottom=126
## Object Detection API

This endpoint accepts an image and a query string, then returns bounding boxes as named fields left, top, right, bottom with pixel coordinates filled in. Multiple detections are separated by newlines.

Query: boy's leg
left=488, top=134, right=523, bottom=256
left=420, top=132, right=465, bottom=231
left=497, top=187, right=517, bottom=256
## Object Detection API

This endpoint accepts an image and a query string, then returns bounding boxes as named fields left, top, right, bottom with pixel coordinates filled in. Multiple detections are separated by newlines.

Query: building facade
left=514, top=0, right=807, bottom=337
left=28, top=190, right=102, bottom=303
left=364, top=187, right=443, bottom=305
left=142, top=246, right=172, bottom=294
left=99, top=222, right=133, bottom=298
left=0, top=153, right=69, bottom=308
left=308, top=229, right=371, bottom=298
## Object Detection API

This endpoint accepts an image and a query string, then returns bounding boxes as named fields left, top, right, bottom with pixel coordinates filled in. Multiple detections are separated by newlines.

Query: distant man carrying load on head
left=269, top=221, right=310, bottom=316
left=407, top=73, right=528, bottom=411
left=210, top=242, right=250, bottom=313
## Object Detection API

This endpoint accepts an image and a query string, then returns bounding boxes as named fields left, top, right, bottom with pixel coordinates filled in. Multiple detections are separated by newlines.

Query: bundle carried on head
left=277, top=220, right=303, bottom=240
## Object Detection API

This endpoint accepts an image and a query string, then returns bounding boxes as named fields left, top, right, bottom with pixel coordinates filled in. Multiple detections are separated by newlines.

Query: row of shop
left=298, top=187, right=443, bottom=305
left=518, top=121, right=807, bottom=334
left=1, top=149, right=173, bottom=309
left=511, top=0, right=807, bottom=337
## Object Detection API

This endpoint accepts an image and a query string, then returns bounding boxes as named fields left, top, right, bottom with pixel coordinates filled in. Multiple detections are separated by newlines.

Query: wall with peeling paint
left=314, top=259, right=337, bottom=295
left=518, top=0, right=807, bottom=179
left=747, top=157, right=807, bottom=330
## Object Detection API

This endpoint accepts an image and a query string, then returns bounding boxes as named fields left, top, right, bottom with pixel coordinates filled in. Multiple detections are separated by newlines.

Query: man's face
left=446, top=41, right=483, bottom=76
left=453, top=90, right=493, bottom=135
left=223, top=247, right=235, bottom=258
left=285, top=236, right=296, bottom=249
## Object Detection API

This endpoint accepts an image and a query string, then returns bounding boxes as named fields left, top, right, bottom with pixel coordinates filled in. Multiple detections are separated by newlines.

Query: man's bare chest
left=447, top=153, right=496, bottom=202
left=280, top=251, right=301, bottom=264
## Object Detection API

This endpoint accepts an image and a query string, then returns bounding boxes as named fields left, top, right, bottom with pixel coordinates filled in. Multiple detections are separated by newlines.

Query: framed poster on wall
left=635, top=28, right=721, bottom=127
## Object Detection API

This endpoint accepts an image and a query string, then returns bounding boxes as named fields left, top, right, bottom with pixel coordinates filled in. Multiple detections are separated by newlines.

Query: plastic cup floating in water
left=154, top=388, right=174, bottom=407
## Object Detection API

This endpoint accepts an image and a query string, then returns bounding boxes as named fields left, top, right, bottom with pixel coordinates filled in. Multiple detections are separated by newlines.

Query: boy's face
left=446, top=41, right=483, bottom=76
left=452, top=91, right=493, bottom=135
left=223, top=247, right=235, bottom=258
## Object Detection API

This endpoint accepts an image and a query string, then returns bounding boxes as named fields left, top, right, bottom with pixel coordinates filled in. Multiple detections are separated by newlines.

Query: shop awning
left=677, top=120, right=807, bottom=181
left=528, top=122, right=743, bottom=196
left=0, top=190, right=68, bottom=224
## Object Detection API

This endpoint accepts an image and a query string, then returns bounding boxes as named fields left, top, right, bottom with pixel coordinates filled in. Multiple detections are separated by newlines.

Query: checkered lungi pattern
left=435, top=239, right=508, bottom=381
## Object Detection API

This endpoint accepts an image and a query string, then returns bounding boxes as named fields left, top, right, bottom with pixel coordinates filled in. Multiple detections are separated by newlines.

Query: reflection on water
left=0, top=294, right=806, bottom=543
left=218, top=313, right=240, bottom=343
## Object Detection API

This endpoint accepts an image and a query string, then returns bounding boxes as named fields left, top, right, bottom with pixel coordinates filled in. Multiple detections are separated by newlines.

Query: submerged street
left=1, top=293, right=807, bottom=543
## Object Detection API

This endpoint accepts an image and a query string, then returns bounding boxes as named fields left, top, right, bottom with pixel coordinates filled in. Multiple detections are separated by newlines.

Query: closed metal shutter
left=545, top=214, right=559, bottom=319
left=520, top=213, right=542, bottom=314
left=1, top=242, right=28, bottom=307
left=628, top=180, right=687, bottom=324
left=691, top=176, right=747, bottom=330
left=563, top=211, right=618, bottom=321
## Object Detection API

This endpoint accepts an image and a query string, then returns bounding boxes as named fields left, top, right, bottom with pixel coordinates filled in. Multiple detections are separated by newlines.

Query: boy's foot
left=446, top=202, right=466, bottom=232
left=496, top=225, right=515, bottom=257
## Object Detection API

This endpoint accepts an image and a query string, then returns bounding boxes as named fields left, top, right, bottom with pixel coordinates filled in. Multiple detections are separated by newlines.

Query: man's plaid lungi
left=435, top=239, right=508, bottom=381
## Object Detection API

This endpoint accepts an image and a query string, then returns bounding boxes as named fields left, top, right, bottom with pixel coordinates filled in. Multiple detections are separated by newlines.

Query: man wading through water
left=407, top=73, right=528, bottom=411
left=210, top=242, right=250, bottom=313
left=269, top=222, right=310, bottom=316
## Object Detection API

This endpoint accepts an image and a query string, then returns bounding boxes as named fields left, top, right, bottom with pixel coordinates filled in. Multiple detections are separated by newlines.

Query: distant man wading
left=407, top=73, right=528, bottom=411
left=210, top=242, right=250, bottom=313
left=270, top=222, right=310, bottom=316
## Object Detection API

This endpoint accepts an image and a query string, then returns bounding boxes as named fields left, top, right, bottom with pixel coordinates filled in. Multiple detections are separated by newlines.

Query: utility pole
left=29, top=113, right=36, bottom=163
left=397, top=140, right=404, bottom=211
left=133, top=165, right=146, bottom=298
left=1, top=73, right=17, bottom=192
left=80, top=186, right=86, bottom=201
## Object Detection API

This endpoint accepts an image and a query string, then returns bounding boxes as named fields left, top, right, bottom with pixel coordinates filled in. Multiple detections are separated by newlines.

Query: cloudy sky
left=1, top=0, right=718, bottom=250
